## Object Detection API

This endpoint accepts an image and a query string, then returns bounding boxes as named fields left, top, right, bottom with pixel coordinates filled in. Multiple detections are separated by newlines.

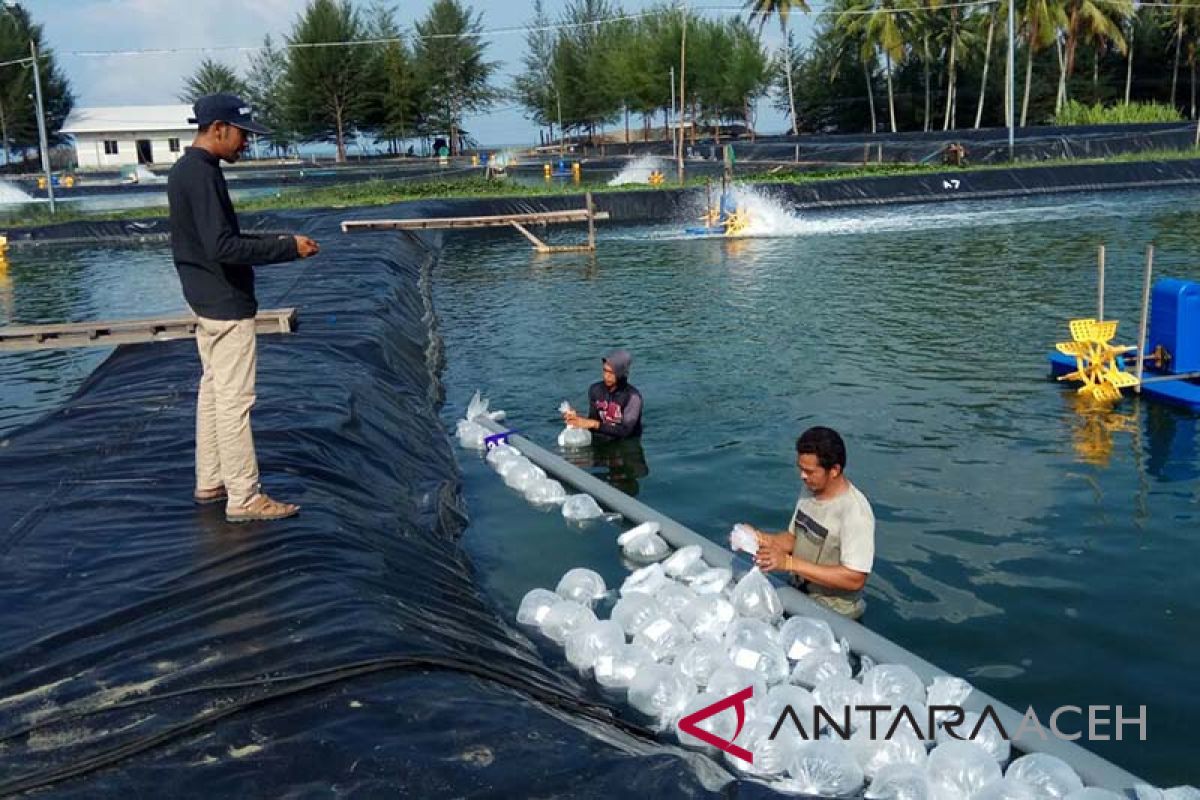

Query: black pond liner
left=0, top=205, right=731, bottom=798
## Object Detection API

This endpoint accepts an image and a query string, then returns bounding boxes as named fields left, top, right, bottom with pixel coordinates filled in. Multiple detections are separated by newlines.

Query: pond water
left=436, top=187, right=1200, bottom=787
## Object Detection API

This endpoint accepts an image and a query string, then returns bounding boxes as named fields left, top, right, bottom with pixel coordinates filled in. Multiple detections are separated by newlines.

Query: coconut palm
left=839, top=0, right=905, bottom=132
left=1056, top=0, right=1132, bottom=110
left=974, top=0, right=1003, bottom=128
left=746, top=0, right=811, bottom=135
left=1020, top=0, right=1068, bottom=125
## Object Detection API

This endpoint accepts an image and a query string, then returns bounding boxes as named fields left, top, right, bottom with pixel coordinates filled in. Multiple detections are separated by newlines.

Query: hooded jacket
left=587, top=350, right=643, bottom=440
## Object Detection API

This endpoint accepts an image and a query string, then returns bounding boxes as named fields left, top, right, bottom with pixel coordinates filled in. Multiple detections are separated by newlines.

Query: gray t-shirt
left=788, top=482, right=875, bottom=574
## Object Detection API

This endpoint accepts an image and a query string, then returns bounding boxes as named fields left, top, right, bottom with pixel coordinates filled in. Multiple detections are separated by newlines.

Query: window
left=103, top=140, right=118, bottom=155
left=168, top=138, right=180, bottom=153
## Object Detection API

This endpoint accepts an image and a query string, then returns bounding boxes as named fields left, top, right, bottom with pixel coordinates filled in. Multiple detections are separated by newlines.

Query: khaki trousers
left=194, top=316, right=260, bottom=508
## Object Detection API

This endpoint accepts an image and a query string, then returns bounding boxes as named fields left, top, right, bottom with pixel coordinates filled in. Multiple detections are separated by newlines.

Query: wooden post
left=585, top=192, right=596, bottom=251
left=1135, top=244, right=1154, bottom=393
left=877, top=143, right=883, bottom=163
left=1096, top=244, right=1105, bottom=321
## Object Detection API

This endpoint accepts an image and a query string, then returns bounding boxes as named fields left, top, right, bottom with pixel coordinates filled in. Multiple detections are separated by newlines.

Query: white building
left=61, top=105, right=195, bottom=170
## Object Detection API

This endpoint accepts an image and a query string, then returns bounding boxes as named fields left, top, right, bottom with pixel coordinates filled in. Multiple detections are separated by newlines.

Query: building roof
left=61, top=105, right=195, bottom=135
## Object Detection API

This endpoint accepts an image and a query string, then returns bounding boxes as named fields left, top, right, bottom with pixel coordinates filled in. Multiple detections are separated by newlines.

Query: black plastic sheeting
left=0, top=206, right=738, bottom=798
left=607, top=121, right=1200, bottom=164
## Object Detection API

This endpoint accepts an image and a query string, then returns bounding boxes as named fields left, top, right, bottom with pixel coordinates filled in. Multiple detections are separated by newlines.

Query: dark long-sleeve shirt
left=587, top=380, right=643, bottom=440
left=167, top=147, right=298, bottom=320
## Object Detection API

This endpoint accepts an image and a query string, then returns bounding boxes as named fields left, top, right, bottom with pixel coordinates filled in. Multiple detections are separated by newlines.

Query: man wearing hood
left=562, top=349, right=643, bottom=440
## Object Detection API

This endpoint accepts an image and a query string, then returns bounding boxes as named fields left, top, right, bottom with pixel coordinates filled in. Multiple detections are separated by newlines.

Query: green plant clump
left=1054, top=101, right=1184, bottom=126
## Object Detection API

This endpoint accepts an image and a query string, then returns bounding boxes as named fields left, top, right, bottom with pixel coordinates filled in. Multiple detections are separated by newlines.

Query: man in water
left=562, top=349, right=643, bottom=441
left=168, top=94, right=320, bottom=523
left=741, top=426, right=875, bottom=619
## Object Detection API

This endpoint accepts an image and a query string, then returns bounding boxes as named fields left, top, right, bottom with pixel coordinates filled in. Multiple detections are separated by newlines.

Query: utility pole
left=1007, top=0, right=1015, bottom=161
left=30, top=41, right=54, bottom=213
left=669, top=66, right=676, bottom=151
left=556, top=87, right=564, bottom=158
left=677, top=3, right=686, bottom=184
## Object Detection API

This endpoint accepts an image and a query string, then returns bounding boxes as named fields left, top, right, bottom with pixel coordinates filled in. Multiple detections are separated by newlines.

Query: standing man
left=168, top=94, right=320, bottom=523
left=741, top=427, right=875, bottom=619
left=562, top=349, right=643, bottom=441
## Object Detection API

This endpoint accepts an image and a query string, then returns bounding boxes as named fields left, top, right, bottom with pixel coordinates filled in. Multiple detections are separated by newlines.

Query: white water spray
left=0, top=179, right=34, bottom=204
left=608, top=155, right=666, bottom=186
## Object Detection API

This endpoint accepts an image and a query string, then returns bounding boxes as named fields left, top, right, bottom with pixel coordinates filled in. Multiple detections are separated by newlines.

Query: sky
left=25, top=0, right=809, bottom=147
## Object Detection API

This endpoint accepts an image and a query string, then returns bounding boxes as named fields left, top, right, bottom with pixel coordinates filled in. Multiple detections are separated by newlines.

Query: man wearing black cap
left=562, top=349, right=643, bottom=440
left=168, top=93, right=320, bottom=523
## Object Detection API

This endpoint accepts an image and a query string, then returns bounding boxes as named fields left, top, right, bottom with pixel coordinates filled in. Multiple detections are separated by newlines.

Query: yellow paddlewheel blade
left=1089, top=382, right=1123, bottom=402
left=1056, top=341, right=1090, bottom=356
left=724, top=209, right=750, bottom=237
left=1068, top=318, right=1099, bottom=342
left=1104, top=369, right=1140, bottom=389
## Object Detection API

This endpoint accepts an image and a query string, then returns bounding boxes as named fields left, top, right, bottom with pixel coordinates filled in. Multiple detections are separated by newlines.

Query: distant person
left=562, top=349, right=643, bottom=441
left=168, top=93, right=320, bottom=523
left=740, top=427, right=875, bottom=619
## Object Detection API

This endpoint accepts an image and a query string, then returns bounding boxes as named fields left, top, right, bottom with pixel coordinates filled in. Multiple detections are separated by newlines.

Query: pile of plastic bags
left=513, top=523, right=1190, bottom=800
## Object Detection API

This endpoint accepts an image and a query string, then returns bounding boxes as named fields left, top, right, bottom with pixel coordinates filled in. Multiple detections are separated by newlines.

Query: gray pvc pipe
left=477, top=417, right=1143, bottom=793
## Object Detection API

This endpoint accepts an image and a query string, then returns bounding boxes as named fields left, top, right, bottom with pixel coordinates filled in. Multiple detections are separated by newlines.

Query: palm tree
left=1020, top=0, right=1067, bottom=125
left=829, top=0, right=878, bottom=131
left=1057, top=0, right=1132, bottom=111
left=941, top=4, right=975, bottom=129
left=840, top=0, right=906, bottom=132
left=975, top=0, right=1002, bottom=127
left=747, top=0, right=811, bottom=135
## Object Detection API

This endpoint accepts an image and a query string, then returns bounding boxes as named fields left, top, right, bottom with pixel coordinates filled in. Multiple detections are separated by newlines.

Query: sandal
left=226, top=493, right=300, bottom=524
left=194, top=485, right=227, bottom=505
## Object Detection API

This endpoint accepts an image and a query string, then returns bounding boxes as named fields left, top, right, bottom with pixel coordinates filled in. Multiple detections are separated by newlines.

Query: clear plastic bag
left=729, top=523, right=759, bottom=554
left=729, top=567, right=783, bottom=621
left=663, top=544, right=706, bottom=579
left=724, top=628, right=789, bottom=685
left=1006, top=753, right=1084, bottom=799
left=610, top=593, right=667, bottom=636
left=594, top=642, right=655, bottom=689
left=813, top=674, right=863, bottom=731
left=561, top=493, right=605, bottom=521
left=865, top=763, right=934, bottom=800
left=617, top=521, right=671, bottom=563
left=688, top=566, right=732, bottom=595
left=675, top=689, right=741, bottom=752
left=626, top=664, right=696, bottom=727
left=676, top=594, right=736, bottom=641
left=558, top=426, right=592, bottom=449
left=936, top=710, right=1011, bottom=763
left=495, top=454, right=532, bottom=480
left=539, top=599, right=597, bottom=645
left=926, top=741, right=1003, bottom=800
left=652, top=581, right=697, bottom=617
left=723, top=717, right=791, bottom=776
left=565, top=619, right=626, bottom=672
left=859, top=663, right=927, bottom=709
left=1061, top=790, right=1125, bottom=800
left=516, top=588, right=560, bottom=627
left=632, top=616, right=692, bottom=662
left=485, top=442, right=521, bottom=469
left=1133, top=786, right=1200, bottom=800
left=790, top=649, right=853, bottom=688
left=525, top=476, right=568, bottom=505
left=466, top=390, right=489, bottom=421
left=503, top=459, right=546, bottom=492
left=779, top=615, right=839, bottom=661
left=673, top=641, right=734, bottom=689
left=724, top=617, right=781, bottom=649
left=975, top=778, right=1040, bottom=800
left=786, top=739, right=865, bottom=798
left=706, top=665, right=767, bottom=705
left=455, top=418, right=488, bottom=449
left=760, top=684, right=817, bottom=728
left=849, top=727, right=928, bottom=779
left=555, top=567, right=607, bottom=606
left=927, top=675, right=973, bottom=724
left=620, top=563, right=668, bottom=596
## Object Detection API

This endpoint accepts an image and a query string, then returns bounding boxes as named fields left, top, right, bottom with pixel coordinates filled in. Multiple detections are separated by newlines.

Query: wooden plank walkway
left=0, top=308, right=297, bottom=352
left=339, top=208, right=610, bottom=233
left=341, top=195, right=607, bottom=254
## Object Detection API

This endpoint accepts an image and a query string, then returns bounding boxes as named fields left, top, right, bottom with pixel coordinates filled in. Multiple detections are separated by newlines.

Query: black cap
left=188, top=93, right=270, bottom=135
